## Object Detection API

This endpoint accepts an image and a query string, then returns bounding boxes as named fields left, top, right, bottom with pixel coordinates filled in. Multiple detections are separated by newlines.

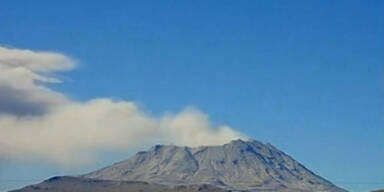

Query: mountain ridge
left=83, top=139, right=346, bottom=192
left=12, top=139, right=347, bottom=192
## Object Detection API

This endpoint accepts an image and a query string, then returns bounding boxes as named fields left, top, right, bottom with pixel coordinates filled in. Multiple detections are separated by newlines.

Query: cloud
left=0, top=46, right=245, bottom=166
left=0, top=47, right=71, bottom=116
left=0, top=46, right=75, bottom=72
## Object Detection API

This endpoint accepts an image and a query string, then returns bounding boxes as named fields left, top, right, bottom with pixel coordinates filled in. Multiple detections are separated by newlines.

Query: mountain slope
left=84, top=139, right=346, bottom=192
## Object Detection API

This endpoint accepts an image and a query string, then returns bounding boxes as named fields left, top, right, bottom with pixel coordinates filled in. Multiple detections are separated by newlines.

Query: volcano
left=13, top=139, right=346, bottom=192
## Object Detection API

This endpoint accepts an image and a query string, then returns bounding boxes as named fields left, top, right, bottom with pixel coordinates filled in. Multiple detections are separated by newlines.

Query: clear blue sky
left=0, top=1, right=383, bottom=191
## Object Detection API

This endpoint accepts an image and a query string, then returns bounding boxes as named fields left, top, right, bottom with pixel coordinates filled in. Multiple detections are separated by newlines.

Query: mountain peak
left=84, top=139, right=346, bottom=192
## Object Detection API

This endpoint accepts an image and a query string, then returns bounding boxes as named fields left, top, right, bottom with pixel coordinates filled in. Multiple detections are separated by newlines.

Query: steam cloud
left=0, top=46, right=245, bottom=166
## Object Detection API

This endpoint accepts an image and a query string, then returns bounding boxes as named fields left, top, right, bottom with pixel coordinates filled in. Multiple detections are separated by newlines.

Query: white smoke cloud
left=0, top=46, right=245, bottom=166
left=0, top=47, right=72, bottom=116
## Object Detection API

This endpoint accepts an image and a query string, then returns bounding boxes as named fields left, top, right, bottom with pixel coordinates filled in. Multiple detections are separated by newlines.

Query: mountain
left=12, top=139, right=347, bottom=192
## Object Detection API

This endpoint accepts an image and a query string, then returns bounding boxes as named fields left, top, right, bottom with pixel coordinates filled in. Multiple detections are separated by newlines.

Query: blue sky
left=0, top=1, right=383, bottom=191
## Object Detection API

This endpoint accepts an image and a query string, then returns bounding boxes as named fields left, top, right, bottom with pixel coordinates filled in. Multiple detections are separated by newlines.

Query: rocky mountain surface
left=12, top=139, right=347, bottom=192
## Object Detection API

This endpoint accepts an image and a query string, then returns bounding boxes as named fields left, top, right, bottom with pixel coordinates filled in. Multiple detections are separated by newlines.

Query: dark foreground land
left=11, top=176, right=229, bottom=192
